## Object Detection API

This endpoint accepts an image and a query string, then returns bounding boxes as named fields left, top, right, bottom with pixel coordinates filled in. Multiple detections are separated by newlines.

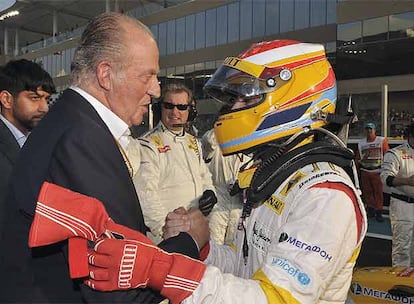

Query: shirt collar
left=158, top=121, right=185, bottom=137
left=70, top=86, right=130, bottom=149
left=0, top=113, right=28, bottom=147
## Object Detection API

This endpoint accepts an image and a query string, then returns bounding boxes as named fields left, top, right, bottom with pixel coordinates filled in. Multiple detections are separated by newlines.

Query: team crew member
left=134, top=83, right=216, bottom=242
left=357, top=122, right=389, bottom=222
left=201, top=128, right=251, bottom=245
left=86, top=40, right=367, bottom=304
left=380, top=123, right=414, bottom=267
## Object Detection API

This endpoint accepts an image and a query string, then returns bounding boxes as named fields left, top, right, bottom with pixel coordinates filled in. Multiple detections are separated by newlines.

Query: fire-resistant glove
left=198, top=189, right=217, bottom=216
left=28, top=182, right=154, bottom=278
left=85, top=238, right=206, bottom=304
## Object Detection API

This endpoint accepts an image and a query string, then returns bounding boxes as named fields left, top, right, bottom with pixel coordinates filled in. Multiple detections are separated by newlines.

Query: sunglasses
left=161, top=101, right=190, bottom=111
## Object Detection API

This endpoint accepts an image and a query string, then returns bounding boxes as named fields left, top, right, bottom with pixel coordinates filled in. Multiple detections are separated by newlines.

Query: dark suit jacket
left=0, top=118, right=20, bottom=227
left=0, top=89, right=198, bottom=303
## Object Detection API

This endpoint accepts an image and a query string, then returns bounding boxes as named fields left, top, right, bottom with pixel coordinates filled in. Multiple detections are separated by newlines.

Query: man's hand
left=163, top=207, right=210, bottom=249
left=85, top=238, right=206, bottom=304
left=187, top=208, right=210, bottom=249
left=162, top=207, right=190, bottom=239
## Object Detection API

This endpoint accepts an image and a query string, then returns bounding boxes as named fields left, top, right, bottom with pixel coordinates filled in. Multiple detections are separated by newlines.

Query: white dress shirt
left=0, top=113, right=28, bottom=147
left=70, top=86, right=130, bottom=150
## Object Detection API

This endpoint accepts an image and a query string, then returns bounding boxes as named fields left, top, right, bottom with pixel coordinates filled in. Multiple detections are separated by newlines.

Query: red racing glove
left=86, top=238, right=206, bottom=304
left=29, top=182, right=153, bottom=278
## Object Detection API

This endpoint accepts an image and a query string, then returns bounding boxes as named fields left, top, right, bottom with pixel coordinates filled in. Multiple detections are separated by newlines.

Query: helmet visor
left=204, top=65, right=277, bottom=108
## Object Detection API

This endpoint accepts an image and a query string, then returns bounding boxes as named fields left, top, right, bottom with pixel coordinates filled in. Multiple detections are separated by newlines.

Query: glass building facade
left=336, top=9, right=414, bottom=141
left=5, top=0, right=414, bottom=139
left=337, top=11, right=414, bottom=80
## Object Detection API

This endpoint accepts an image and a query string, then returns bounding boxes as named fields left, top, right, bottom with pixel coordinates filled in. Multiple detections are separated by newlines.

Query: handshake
left=29, top=182, right=206, bottom=304
left=160, top=190, right=216, bottom=241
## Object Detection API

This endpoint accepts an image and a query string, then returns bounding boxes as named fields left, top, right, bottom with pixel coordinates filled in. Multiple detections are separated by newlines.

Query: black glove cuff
left=386, top=176, right=395, bottom=187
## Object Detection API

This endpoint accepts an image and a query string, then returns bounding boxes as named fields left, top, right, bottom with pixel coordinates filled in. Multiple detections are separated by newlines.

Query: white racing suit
left=201, top=129, right=251, bottom=245
left=133, top=122, right=215, bottom=243
left=183, top=161, right=367, bottom=304
left=380, top=142, right=414, bottom=266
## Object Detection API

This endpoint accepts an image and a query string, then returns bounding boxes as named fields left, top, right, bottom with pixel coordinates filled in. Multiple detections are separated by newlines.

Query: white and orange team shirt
left=357, top=136, right=389, bottom=172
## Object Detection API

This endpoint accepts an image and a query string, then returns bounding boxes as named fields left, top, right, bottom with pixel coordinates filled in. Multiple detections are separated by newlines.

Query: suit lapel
left=60, top=89, right=134, bottom=184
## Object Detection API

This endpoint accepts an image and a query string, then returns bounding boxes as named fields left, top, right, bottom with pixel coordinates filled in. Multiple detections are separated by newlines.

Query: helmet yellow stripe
left=223, top=56, right=264, bottom=78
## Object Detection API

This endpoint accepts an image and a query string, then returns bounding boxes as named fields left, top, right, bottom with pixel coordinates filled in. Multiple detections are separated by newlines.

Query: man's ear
left=96, top=61, right=112, bottom=91
left=0, top=90, right=14, bottom=110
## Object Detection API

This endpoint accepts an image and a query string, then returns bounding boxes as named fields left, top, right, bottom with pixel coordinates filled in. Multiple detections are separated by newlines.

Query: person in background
left=86, top=39, right=367, bottom=304
left=380, top=123, right=414, bottom=267
left=356, top=122, right=389, bottom=222
left=134, top=83, right=216, bottom=243
left=0, top=59, right=55, bottom=226
left=201, top=127, right=251, bottom=245
left=0, top=13, right=208, bottom=303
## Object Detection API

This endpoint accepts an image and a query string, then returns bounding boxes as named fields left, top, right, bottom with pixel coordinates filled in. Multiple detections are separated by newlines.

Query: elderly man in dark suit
left=0, top=12, right=209, bottom=303
left=0, top=59, right=55, bottom=226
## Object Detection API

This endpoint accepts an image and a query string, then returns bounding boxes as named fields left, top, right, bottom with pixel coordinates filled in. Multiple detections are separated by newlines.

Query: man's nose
left=39, top=98, right=49, bottom=113
left=171, top=105, right=181, bottom=114
left=148, top=78, right=161, bottom=99
left=231, top=101, right=245, bottom=110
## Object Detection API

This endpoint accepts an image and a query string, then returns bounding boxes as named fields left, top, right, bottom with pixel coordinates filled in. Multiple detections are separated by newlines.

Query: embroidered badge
left=149, top=134, right=163, bottom=147
left=264, top=195, right=285, bottom=215
left=149, top=134, right=171, bottom=154
left=280, top=171, right=306, bottom=197
left=311, top=163, right=320, bottom=172
left=401, top=150, right=413, bottom=160
left=188, top=137, right=201, bottom=160
left=157, top=146, right=171, bottom=153
left=328, top=162, right=340, bottom=173
left=188, top=138, right=198, bottom=152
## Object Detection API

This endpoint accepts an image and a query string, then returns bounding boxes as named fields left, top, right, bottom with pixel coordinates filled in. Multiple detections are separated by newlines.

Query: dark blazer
left=0, top=118, right=20, bottom=227
left=0, top=89, right=198, bottom=303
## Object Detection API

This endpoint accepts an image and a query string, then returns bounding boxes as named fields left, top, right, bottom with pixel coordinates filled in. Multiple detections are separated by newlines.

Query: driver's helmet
left=204, top=39, right=337, bottom=156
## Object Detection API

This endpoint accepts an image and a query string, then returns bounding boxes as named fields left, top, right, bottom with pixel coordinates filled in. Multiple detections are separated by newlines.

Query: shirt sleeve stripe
left=252, top=269, right=301, bottom=304
left=310, top=182, right=363, bottom=242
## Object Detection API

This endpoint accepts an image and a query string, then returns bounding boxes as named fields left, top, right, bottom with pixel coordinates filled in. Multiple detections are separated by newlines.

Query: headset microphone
left=172, top=123, right=186, bottom=128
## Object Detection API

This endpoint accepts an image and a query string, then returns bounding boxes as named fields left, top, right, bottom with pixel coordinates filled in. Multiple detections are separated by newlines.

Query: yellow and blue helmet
left=204, top=40, right=337, bottom=156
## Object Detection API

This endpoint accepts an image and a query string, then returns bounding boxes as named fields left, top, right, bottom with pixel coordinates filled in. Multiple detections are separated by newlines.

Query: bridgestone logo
left=118, top=244, right=138, bottom=288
